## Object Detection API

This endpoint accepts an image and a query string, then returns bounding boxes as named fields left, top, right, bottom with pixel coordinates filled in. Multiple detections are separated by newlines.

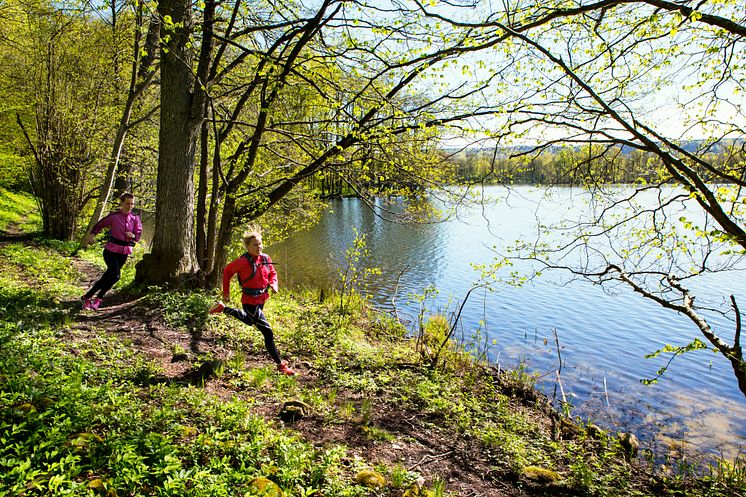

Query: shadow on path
left=0, top=231, right=42, bottom=243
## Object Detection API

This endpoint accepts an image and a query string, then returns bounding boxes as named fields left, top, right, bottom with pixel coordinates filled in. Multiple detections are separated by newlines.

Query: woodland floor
left=54, top=242, right=529, bottom=497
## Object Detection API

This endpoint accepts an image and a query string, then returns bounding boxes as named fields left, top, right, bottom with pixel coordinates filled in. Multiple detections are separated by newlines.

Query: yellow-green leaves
left=642, top=338, right=708, bottom=384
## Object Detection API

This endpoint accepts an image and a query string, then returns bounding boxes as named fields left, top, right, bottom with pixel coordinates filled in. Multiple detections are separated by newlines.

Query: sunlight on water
left=269, top=185, right=746, bottom=458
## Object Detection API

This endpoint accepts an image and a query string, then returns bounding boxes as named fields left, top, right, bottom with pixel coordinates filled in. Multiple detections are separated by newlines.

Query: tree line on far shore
left=449, top=140, right=744, bottom=186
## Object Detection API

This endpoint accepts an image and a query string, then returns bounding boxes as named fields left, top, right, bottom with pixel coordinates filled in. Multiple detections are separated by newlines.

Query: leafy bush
left=144, top=288, right=213, bottom=332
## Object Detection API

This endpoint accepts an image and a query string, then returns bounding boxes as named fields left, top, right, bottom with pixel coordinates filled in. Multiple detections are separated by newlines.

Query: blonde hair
left=242, top=225, right=262, bottom=250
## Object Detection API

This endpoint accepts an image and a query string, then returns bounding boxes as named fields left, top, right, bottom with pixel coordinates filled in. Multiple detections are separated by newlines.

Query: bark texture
left=135, top=0, right=199, bottom=284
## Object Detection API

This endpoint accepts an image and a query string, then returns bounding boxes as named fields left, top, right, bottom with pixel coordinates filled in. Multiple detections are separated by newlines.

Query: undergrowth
left=0, top=249, right=373, bottom=496
left=0, top=200, right=744, bottom=497
left=0, top=320, right=371, bottom=496
left=0, top=187, right=41, bottom=232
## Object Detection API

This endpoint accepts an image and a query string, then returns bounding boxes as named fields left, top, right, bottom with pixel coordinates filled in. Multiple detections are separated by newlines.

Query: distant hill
left=442, top=138, right=744, bottom=157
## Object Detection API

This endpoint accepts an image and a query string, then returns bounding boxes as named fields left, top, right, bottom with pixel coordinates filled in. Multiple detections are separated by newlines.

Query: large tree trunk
left=135, top=0, right=199, bottom=285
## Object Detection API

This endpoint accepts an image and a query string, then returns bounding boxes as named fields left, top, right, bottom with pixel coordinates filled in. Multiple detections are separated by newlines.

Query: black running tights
left=223, top=303, right=282, bottom=364
left=84, top=249, right=128, bottom=299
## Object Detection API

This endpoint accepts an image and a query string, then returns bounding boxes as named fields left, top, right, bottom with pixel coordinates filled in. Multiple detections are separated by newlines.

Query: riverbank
left=0, top=192, right=744, bottom=496
left=269, top=187, right=746, bottom=459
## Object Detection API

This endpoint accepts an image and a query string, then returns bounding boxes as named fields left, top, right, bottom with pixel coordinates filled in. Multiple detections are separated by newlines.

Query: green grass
left=0, top=242, right=84, bottom=297
left=143, top=288, right=213, bottom=333
left=0, top=232, right=388, bottom=496
left=0, top=188, right=41, bottom=232
left=0, top=323, right=371, bottom=496
left=0, top=264, right=373, bottom=496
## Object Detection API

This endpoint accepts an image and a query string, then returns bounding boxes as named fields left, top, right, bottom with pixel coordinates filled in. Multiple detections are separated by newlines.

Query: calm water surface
left=269, top=185, right=746, bottom=458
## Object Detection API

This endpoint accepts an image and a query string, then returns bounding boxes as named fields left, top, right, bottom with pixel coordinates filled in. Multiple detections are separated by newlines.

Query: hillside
left=0, top=190, right=743, bottom=497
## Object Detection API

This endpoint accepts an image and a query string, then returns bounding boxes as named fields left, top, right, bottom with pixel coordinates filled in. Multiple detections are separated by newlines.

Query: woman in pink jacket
left=81, top=193, right=142, bottom=310
left=209, top=229, right=295, bottom=376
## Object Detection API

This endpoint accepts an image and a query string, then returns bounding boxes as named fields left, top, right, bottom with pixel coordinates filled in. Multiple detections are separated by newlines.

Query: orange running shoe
left=209, top=302, right=225, bottom=314
left=277, top=362, right=295, bottom=376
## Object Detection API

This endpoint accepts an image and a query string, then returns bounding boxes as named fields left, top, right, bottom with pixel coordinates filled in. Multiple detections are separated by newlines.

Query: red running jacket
left=222, top=252, right=278, bottom=305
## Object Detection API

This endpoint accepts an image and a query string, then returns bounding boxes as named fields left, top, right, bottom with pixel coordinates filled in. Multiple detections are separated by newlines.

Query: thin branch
left=732, top=295, right=742, bottom=356
left=15, top=113, right=41, bottom=167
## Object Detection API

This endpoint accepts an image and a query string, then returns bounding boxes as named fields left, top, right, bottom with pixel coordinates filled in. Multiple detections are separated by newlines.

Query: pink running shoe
left=81, top=297, right=92, bottom=310
left=209, top=302, right=225, bottom=314
left=90, top=297, right=102, bottom=310
left=277, top=362, right=295, bottom=376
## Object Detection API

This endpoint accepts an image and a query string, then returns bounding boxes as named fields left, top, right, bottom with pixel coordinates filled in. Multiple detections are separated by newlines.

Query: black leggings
left=223, top=303, right=282, bottom=364
left=84, top=249, right=128, bottom=299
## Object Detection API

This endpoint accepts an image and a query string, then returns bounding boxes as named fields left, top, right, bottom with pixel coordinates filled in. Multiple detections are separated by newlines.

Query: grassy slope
left=0, top=188, right=41, bottom=233
left=0, top=188, right=743, bottom=497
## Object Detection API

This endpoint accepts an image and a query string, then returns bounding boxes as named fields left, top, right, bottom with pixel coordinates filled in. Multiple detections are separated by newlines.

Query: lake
left=268, top=185, right=746, bottom=460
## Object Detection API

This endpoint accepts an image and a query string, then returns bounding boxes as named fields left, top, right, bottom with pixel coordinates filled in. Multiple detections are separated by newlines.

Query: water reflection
left=272, top=196, right=447, bottom=301
left=269, top=185, right=746, bottom=458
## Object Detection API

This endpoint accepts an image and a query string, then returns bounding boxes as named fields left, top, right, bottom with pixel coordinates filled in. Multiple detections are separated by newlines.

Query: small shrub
left=337, top=229, right=381, bottom=315
left=145, top=289, right=212, bottom=332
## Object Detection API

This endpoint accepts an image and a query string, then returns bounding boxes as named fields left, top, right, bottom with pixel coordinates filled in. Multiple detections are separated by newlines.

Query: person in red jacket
left=209, top=229, right=295, bottom=376
left=81, top=192, right=142, bottom=310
